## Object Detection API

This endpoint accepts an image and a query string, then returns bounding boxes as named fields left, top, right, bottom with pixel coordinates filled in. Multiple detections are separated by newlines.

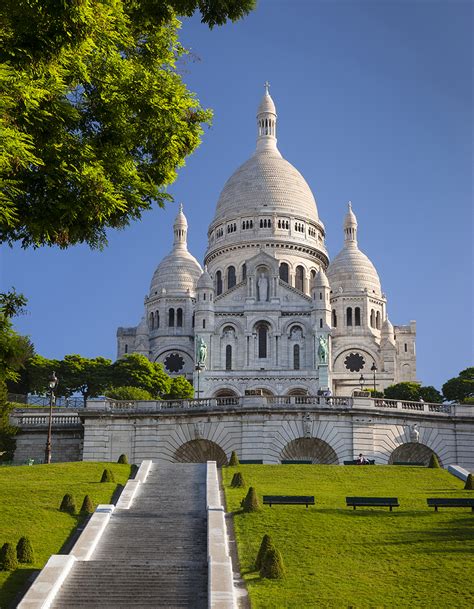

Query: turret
left=312, top=268, right=331, bottom=331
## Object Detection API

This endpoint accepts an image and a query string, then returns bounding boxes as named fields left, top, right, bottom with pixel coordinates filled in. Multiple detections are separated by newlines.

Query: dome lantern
left=256, top=81, right=279, bottom=154
left=344, top=201, right=358, bottom=246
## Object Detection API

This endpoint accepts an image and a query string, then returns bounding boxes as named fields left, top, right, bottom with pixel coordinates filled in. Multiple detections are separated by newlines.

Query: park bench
left=281, top=460, right=312, bottom=464
left=427, top=498, right=474, bottom=512
left=263, top=495, right=315, bottom=508
left=239, top=459, right=263, bottom=464
left=343, top=459, right=375, bottom=465
left=346, top=497, right=399, bottom=511
left=393, top=461, right=424, bottom=466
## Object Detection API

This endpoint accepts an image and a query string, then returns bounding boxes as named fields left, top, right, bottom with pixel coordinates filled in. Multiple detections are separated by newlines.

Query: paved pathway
left=51, top=463, right=208, bottom=609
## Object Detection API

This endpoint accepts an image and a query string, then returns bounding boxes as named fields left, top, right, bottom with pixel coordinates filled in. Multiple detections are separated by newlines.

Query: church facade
left=117, top=87, right=417, bottom=397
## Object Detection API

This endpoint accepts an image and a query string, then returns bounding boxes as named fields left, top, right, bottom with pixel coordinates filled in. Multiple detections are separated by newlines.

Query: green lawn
left=0, top=462, right=131, bottom=608
left=223, top=465, right=474, bottom=609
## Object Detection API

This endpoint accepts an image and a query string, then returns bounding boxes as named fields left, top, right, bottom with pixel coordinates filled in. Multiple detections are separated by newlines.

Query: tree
left=383, top=382, right=441, bottom=403
left=60, top=355, right=112, bottom=407
left=106, top=386, right=154, bottom=401
left=24, top=355, right=60, bottom=396
left=419, top=386, right=443, bottom=404
left=0, top=290, right=33, bottom=460
left=164, top=376, right=194, bottom=399
left=442, top=368, right=474, bottom=403
left=0, top=1, right=255, bottom=249
left=110, top=354, right=170, bottom=397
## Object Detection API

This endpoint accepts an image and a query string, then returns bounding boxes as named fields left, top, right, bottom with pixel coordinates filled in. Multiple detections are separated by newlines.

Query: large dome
left=327, top=202, right=382, bottom=296
left=149, top=206, right=202, bottom=296
left=213, top=148, right=320, bottom=223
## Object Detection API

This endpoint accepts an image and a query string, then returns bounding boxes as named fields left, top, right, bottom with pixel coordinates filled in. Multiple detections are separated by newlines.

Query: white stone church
left=117, top=86, right=417, bottom=397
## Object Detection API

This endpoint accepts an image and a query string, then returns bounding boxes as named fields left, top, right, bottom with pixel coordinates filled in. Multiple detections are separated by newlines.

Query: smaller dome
left=315, top=268, right=329, bottom=288
left=381, top=318, right=395, bottom=344
left=149, top=206, right=202, bottom=296
left=327, top=204, right=382, bottom=296
left=258, top=83, right=276, bottom=115
left=197, top=266, right=213, bottom=289
left=344, top=201, right=357, bottom=229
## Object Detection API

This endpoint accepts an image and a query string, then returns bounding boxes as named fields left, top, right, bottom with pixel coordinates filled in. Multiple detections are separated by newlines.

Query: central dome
left=210, top=85, right=320, bottom=227
left=213, top=148, right=320, bottom=223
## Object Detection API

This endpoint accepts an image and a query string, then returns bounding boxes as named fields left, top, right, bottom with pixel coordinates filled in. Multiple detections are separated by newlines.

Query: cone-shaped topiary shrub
left=59, top=493, right=77, bottom=514
left=260, top=547, right=285, bottom=579
left=229, top=451, right=240, bottom=466
left=80, top=495, right=95, bottom=515
left=117, top=454, right=129, bottom=464
left=231, top=472, right=246, bottom=488
left=241, top=487, right=260, bottom=512
left=464, top=473, right=473, bottom=490
left=17, top=537, right=34, bottom=564
left=1, top=543, right=18, bottom=571
left=255, top=534, right=274, bottom=571
left=428, top=454, right=440, bottom=468
left=100, top=468, right=115, bottom=483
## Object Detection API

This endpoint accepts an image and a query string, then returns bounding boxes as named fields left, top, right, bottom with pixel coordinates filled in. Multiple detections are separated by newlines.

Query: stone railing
left=372, top=398, right=453, bottom=415
left=11, top=412, right=82, bottom=428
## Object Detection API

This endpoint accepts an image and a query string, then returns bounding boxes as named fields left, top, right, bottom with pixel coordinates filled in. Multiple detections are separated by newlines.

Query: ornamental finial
left=264, top=81, right=270, bottom=94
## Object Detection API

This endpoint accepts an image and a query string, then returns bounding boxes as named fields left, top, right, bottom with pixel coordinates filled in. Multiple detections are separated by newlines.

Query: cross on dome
left=264, top=81, right=271, bottom=94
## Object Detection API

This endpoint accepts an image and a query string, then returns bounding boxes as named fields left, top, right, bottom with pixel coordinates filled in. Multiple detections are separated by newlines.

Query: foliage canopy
left=0, top=0, right=254, bottom=249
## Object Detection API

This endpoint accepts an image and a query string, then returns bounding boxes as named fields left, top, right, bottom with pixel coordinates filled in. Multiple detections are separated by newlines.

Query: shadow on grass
left=1, top=567, right=38, bottom=609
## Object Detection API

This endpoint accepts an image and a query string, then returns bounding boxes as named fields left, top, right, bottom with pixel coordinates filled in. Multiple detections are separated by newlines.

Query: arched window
left=293, top=344, right=300, bottom=370
left=332, top=309, right=337, bottom=327
left=227, top=266, right=236, bottom=289
left=168, top=308, right=175, bottom=327
left=279, top=262, right=289, bottom=283
left=124, top=344, right=128, bottom=353
left=202, top=319, right=206, bottom=329
left=355, top=307, right=361, bottom=326
left=346, top=307, right=353, bottom=326
left=370, top=309, right=375, bottom=328
left=216, top=271, right=223, bottom=295
left=192, top=313, right=195, bottom=328
left=257, top=323, right=268, bottom=359
left=311, top=269, right=316, bottom=287
left=319, top=318, right=323, bottom=328
left=176, top=308, right=183, bottom=327
left=241, top=263, right=247, bottom=281
left=149, top=312, right=154, bottom=330
left=226, top=345, right=232, bottom=371
left=156, top=311, right=160, bottom=328
left=376, top=311, right=381, bottom=329
left=295, top=265, right=304, bottom=292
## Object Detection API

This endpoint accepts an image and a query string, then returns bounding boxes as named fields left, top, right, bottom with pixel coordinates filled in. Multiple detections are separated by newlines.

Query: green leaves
left=0, top=1, right=222, bottom=248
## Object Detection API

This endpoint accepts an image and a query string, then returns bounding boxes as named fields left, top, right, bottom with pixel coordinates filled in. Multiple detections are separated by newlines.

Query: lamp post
left=195, top=363, right=204, bottom=399
left=359, top=374, right=365, bottom=391
left=371, top=362, right=377, bottom=394
left=45, top=371, right=58, bottom=464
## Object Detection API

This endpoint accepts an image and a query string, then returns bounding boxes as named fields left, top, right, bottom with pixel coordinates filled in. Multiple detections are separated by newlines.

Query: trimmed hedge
left=80, top=495, right=95, bottom=514
left=118, top=454, right=129, bottom=464
left=16, top=537, right=34, bottom=564
left=428, top=454, right=440, bottom=469
left=255, top=534, right=274, bottom=571
left=1, top=543, right=18, bottom=571
left=59, top=493, right=77, bottom=514
left=241, top=487, right=260, bottom=512
left=229, top=451, right=240, bottom=466
left=100, top=468, right=115, bottom=483
left=260, top=547, right=285, bottom=579
left=231, top=472, right=246, bottom=488
left=464, top=473, right=473, bottom=490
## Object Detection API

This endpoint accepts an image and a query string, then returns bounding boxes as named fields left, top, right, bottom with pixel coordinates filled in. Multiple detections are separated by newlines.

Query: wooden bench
left=427, top=498, right=474, bottom=512
left=281, top=460, right=312, bottom=464
left=343, top=459, right=375, bottom=465
left=346, top=497, right=399, bottom=511
left=393, top=461, right=424, bottom=466
left=263, top=495, right=315, bottom=508
left=239, top=459, right=263, bottom=464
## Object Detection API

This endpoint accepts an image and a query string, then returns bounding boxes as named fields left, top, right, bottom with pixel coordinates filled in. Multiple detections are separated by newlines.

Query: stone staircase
left=50, top=463, right=208, bottom=609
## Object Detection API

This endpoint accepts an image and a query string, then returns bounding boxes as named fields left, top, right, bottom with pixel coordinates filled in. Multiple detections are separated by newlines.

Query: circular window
left=164, top=353, right=185, bottom=373
left=344, top=352, right=365, bottom=372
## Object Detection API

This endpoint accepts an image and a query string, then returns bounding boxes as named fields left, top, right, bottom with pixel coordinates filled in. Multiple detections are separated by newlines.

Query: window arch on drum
left=227, top=266, right=236, bottom=289
left=279, top=262, right=289, bottom=283
left=225, top=345, right=232, bottom=371
left=295, top=265, right=304, bottom=292
left=216, top=271, right=223, bottom=295
left=256, top=322, right=269, bottom=359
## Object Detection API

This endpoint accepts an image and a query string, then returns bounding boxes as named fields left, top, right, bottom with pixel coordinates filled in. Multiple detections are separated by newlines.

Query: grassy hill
left=223, top=465, right=474, bottom=609
left=0, top=462, right=131, bottom=608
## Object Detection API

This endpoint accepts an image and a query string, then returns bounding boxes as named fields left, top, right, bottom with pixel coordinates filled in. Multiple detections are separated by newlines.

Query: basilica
left=117, top=86, right=417, bottom=397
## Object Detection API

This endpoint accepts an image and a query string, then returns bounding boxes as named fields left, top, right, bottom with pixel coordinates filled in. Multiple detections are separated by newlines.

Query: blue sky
left=2, top=0, right=472, bottom=391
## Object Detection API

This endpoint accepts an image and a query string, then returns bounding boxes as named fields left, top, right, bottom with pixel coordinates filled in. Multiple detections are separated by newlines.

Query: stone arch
left=286, top=388, right=309, bottom=396
left=280, top=438, right=338, bottom=464
left=389, top=442, right=442, bottom=467
left=214, top=388, right=238, bottom=398
left=215, top=319, right=244, bottom=336
left=174, top=439, right=228, bottom=467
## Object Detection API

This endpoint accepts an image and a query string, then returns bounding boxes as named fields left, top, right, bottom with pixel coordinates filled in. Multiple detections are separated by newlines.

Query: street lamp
left=195, top=363, right=204, bottom=399
left=371, top=362, right=377, bottom=394
left=45, top=371, right=58, bottom=464
left=359, top=374, right=365, bottom=391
